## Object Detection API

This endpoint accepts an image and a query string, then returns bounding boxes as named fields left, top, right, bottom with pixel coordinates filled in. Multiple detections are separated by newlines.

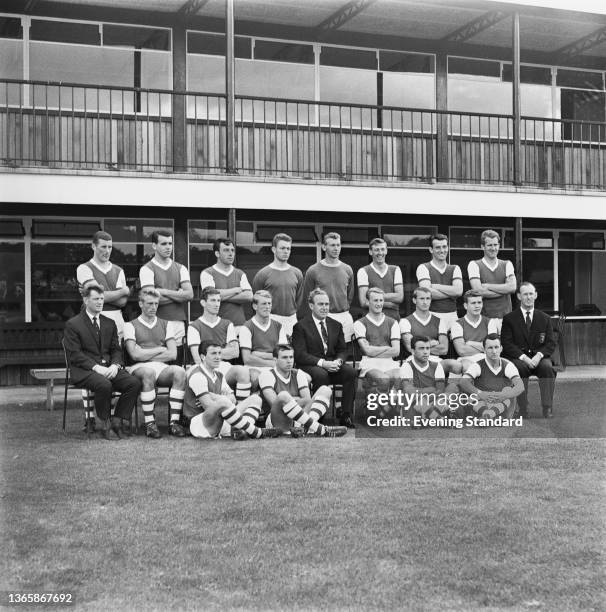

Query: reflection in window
left=189, top=245, right=218, bottom=319
left=31, top=242, right=90, bottom=321
left=382, top=226, right=437, bottom=247
left=522, top=251, right=553, bottom=312
left=0, top=242, right=25, bottom=323
left=188, top=220, right=227, bottom=244
left=558, top=251, right=606, bottom=316
left=104, top=219, right=173, bottom=242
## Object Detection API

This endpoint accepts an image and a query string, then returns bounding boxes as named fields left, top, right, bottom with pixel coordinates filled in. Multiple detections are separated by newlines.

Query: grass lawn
left=1, top=380, right=605, bottom=611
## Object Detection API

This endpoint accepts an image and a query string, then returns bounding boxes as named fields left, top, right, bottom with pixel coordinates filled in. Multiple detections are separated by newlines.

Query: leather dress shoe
left=110, top=416, right=123, bottom=439
left=339, top=415, right=356, bottom=429
left=98, top=419, right=111, bottom=440
left=83, top=417, right=96, bottom=435
left=543, top=407, right=554, bottom=419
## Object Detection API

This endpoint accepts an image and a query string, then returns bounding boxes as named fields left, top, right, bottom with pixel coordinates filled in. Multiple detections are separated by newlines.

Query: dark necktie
left=92, top=316, right=101, bottom=345
left=525, top=311, right=532, bottom=329
left=320, top=320, right=329, bottom=352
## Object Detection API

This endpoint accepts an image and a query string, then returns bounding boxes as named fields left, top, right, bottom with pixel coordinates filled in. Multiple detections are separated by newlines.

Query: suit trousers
left=301, top=364, right=357, bottom=416
left=80, top=369, right=142, bottom=420
left=510, top=357, right=555, bottom=410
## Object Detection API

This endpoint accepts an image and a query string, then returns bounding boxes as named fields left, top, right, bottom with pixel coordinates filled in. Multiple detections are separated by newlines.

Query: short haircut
left=430, top=233, right=448, bottom=246
left=308, top=288, right=329, bottom=304
left=151, top=229, right=172, bottom=243
left=481, top=229, right=500, bottom=245
left=322, top=232, right=341, bottom=244
left=273, top=343, right=294, bottom=358
left=200, top=339, right=223, bottom=356
left=463, top=289, right=482, bottom=304
left=366, top=287, right=385, bottom=300
left=369, top=237, right=386, bottom=249
left=138, top=288, right=160, bottom=301
left=92, top=230, right=112, bottom=244
left=413, top=286, right=432, bottom=299
left=518, top=281, right=535, bottom=292
left=272, top=233, right=292, bottom=248
left=483, top=332, right=501, bottom=347
left=201, top=286, right=221, bottom=301
left=253, top=290, right=272, bottom=305
left=83, top=283, right=104, bottom=298
left=411, top=335, right=431, bottom=350
left=213, top=237, right=234, bottom=252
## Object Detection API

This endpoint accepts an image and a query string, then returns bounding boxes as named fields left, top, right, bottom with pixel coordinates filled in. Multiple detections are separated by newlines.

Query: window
left=0, top=242, right=25, bottom=323
left=381, top=226, right=436, bottom=248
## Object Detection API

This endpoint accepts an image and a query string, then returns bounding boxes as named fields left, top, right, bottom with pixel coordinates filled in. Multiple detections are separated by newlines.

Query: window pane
left=256, top=225, right=317, bottom=243
left=187, top=32, right=251, bottom=58
left=557, top=69, right=603, bottom=91
left=522, top=251, right=553, bottom=311
left=0, top=39, right=23, bottom=81
left=0, top=17, right=23, bottom=39
left=236, top=59, right=314, bottom=102
left=104, top=219, right=173, bottom=242
left=189, top=245, right=217, bottom=319
left=382, top=72, right=435, bottom=111
left=189, top=220, right=228, bottom=244
left=448, top=57, right=500, bottom=78
left=448, top=76, right=512, bottom=116
left=558, top=251, right=606, bottom=316
left=0, top=220, right=25, bottom=238
left=380, top=51, right=433, bottom=74
left=254, top=40, right=314, bottom=64
left=31, top=242, right=89, bottom=321
left=502, top=64, right=551, bottom=86
left=320, top=66, right=376, bottom=105
left=382, top=226, right=436, bottom=247
left=187, top=54, right=225, bottom=94
left=31, top=19, right=100, bottom=45
left=559, top=232, right=605, bottom=250
left=32, top=220, right=100, bottom=239
left=0, top=242, right=25, bottom=323
left=321, top=46, right=376, bottom=70
left=103, top=25, right=170, bottom=51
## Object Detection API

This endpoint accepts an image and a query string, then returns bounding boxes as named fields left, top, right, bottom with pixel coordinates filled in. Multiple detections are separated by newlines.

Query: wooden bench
left=30, top=367, right=67, bottom=410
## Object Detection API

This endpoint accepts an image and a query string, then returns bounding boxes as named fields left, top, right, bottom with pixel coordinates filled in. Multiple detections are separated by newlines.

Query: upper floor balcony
left=1, top=78, right=605, bottom=191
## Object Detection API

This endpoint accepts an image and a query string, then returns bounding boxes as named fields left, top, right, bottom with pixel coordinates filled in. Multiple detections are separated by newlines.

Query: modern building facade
left=1, top=0, right=605, bottom=383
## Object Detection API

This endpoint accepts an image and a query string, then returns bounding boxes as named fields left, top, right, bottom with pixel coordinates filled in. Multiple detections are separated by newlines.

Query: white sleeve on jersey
left=353, top=319, right=367, bottom=340
left=452, top=265, right=463, bottom=280
left=221, top=377, right=232, bottom=395
left=399, top=318, right=412, bottom=335
left=187, top=324, right=201, bottom=347
left=390, top=320, right=400, bottom=341
left=296, top=369, right=310, bottom=392
left=450, top=321, right=463, bottom=340
left=467, top=260, right=480, bottom=281
left=356, top=267, right=369, bottom=287
left=123, top=322, right=136, bottom=343
left=226, top=323, right=238, bottom=344
left=505, top=361, right=520, bottom=380
left=399, top=361, right=414, bottom=379
left=394, top=266, right=403, bottom=286
left=438, top=318, right=449, bottom=335
left=435, top=362, right=445, bottom=380
left=487, top=318, right=500, bottom=334
left=505, top=260, right=515, bottom=278
left=240, top=272, right=252, bottom=290
left=416, top=263, right=430, bottom=282
left=178, top=263, right=190, bottom=284
left=166, top=320, right=179, bottom=342
left=258, top=369, right=275, bottom=392
left=464, top=362, right=481, bottom=379
left=277, top=324, right=288, bottom=345
left=200, top=270, right=215, bottom=288
left=76, top=263, right=94, bottom=286
left=189, top=371, right=210, bottom=396
left=139, top=265, right=155, bottom=287
left=238, top=325, right=252, bottom=350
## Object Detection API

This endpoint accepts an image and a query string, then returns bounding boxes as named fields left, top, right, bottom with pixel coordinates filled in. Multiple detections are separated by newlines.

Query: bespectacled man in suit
left=291, top=288, right=357, bottom=428
left=64, top=284, right=142, bottom=438
left=501, top=282, right=557, bottom=418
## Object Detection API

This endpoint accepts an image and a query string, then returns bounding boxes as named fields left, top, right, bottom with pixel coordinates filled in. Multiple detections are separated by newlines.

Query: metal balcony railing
left=1, top=79, right=604, bottom=190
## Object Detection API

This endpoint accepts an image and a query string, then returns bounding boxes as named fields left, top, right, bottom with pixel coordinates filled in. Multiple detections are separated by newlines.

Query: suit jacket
left=292, top=315, right=347, bottom=367
left=501, top=308, right=556, bottom=361
left=63, top=310, right=123, bottom=384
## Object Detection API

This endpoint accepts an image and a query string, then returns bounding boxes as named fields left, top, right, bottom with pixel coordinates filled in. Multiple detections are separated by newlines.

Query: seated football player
left=400, top=335, right=447, bottom=420
left=353, top=287, right=401, bottom=412
left=400, top=287, right=448, bottom=358
left=239, top=290, right=288, bottom=375
left=188, top=287, right=252, bottom=402
left=451, top=290, right=500, bottom=371
left=258, top=344, right=347, bottom=437
left=123, top=289, right=186, bottom=439
left=459, top=333, right=524, bottom=421
left=183, top=340, right=281, bottom=440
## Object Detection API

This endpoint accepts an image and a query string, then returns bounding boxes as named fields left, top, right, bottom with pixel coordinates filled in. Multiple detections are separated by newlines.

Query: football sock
left=282, top=399, right=323, bottom=434
left=140, top=390, right=156, bottom=424
left=168, top=388, right=185, bottom=423
left=235, top=382, right=252, bottom=402
left=221, top=405, right=263, bottom=438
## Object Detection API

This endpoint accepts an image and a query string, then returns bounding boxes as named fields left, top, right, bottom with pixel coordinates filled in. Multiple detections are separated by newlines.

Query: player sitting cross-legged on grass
left=183, top=340, right=281, bottom=440
left=459, top=333, right=524, bottom=420
left=400, top=335, right=447, bottom=420
left=258, top=344, right=347, bottom=438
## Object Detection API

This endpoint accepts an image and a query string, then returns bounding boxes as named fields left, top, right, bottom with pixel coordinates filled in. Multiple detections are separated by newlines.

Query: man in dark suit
left=501, top=282, right=556, bottom=418
left=64, top=283, right=141, bottom=438
left=292, top=288, right=357, bottom=428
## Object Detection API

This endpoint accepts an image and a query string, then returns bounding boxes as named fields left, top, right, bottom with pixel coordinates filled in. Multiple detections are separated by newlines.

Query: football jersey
left=123, top=316, right=173, bottom=348
left=450, top=315, right=498, bottom=343
left=416, top=261, right=461, bottom=314
left=467, top=258, right=514, bottom=318
left=187, top=317, right=235, bottom=351
left=258, top=367, right=309, bottom=417
left=200, top=265, right=251, bottom=326
left=400, top=359, right=445, bottom=389
left=464, top=358, right=519, bottom=392
left=357, top=264, right=403, bottom=320
left=353, top=315, right=399, bottom=347
left=140, top=259, right=189, bottom=322
left=183, top=364, right=231, bottom=419
left=252, top=264, right=303, bottom=317
left=77, top=260, right=125, bottom=311
left=239, top=318, right=286, bottom=352
left=302, top=261, right=354, bottom=314
left=399, top=312, right=447, bottom=340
